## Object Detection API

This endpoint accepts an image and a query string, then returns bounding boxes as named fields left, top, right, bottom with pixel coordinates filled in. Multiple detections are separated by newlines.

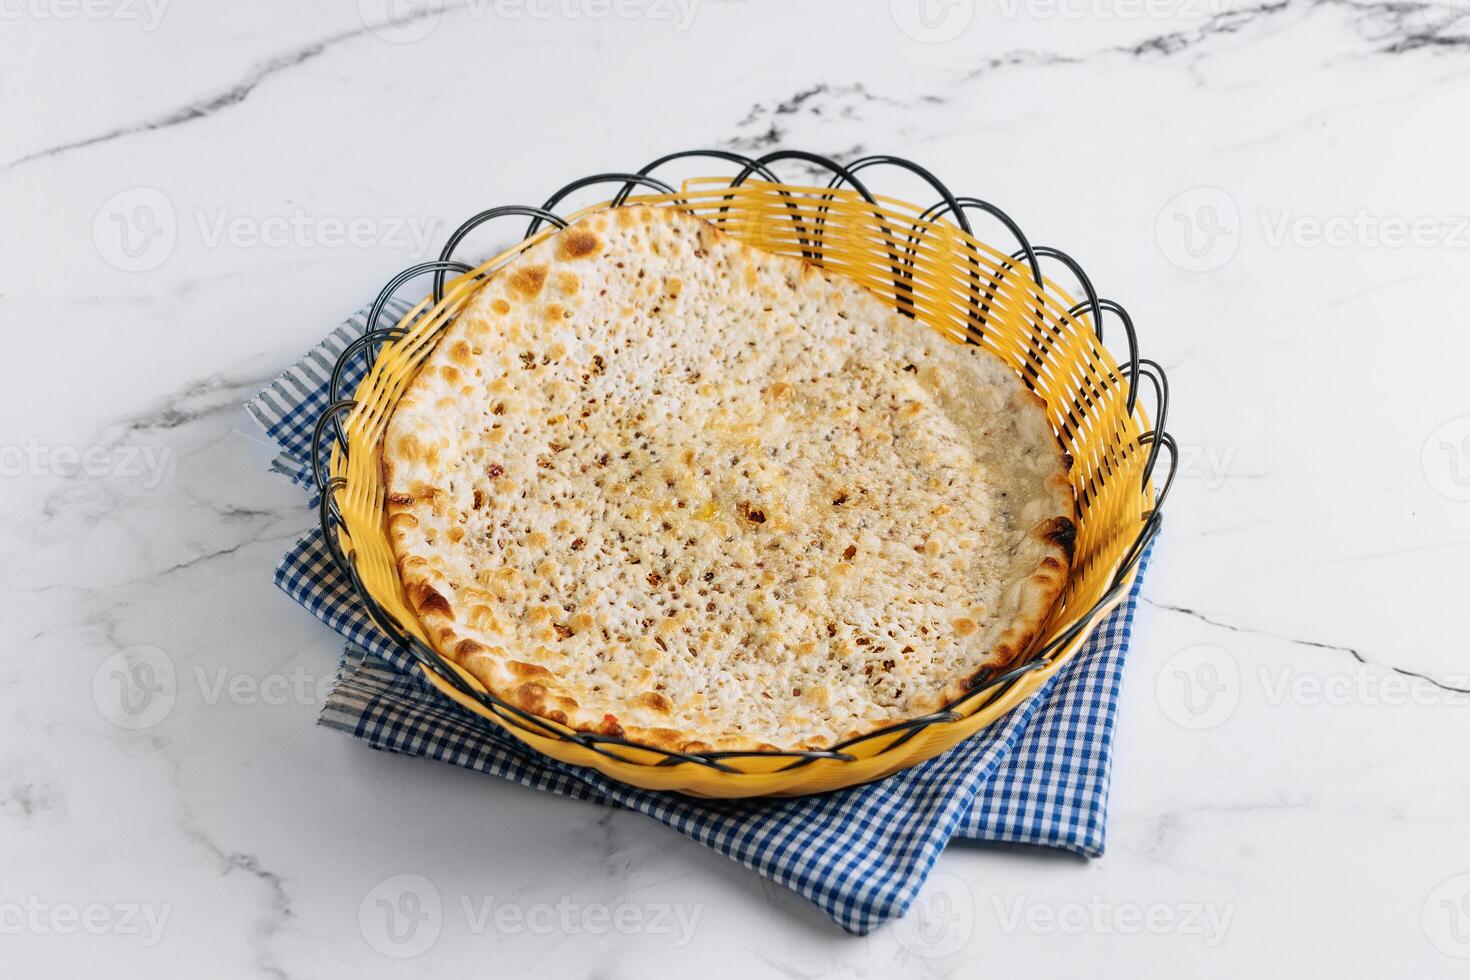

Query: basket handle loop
left=310, top=400, right=358, bottom=501
left=434, top=207, right=569, bottom=302
left=529, top=174, right=677, bottom=235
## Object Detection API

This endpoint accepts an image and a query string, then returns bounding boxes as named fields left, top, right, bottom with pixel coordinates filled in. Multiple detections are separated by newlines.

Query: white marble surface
left=5, top=0, right=1470, bottom=974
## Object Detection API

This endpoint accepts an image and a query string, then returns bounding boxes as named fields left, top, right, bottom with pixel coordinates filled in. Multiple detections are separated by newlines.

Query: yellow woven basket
left=323, top=164, right=1166, bottom=798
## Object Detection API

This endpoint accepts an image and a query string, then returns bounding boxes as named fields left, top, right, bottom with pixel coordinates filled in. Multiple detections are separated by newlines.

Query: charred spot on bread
left=556, top=229, right=602, bottom=261
left=507, top=264, right=548, bottom=298
left=410, top=582, right=452, bottom=618
left=1040, top=516, right=1077, bottom=560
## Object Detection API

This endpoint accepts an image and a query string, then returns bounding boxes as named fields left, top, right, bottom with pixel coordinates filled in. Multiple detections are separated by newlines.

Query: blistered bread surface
left=383, top=205, right=1074, bottom=752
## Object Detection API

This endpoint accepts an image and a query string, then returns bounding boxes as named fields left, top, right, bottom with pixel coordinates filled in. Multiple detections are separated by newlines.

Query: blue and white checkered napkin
left=248, top=302, right=1155, bottom=935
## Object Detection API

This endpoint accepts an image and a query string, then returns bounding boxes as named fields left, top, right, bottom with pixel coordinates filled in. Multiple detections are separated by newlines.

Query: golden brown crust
left=383, top=205, right=1074, bottom=752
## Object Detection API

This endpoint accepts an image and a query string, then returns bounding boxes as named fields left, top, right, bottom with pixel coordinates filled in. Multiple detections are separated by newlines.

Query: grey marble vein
left=721, top=0, right=1470, bottom=168
left=1, top=6, right=441, bottom=172
left=1143, top=599, right=1470, bottom=695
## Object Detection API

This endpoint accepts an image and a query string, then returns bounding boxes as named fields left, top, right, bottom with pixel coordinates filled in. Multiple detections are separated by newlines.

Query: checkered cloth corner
left=245, top=297, right=414, bottom=493
left=250, top=304, right=1156, bottom=935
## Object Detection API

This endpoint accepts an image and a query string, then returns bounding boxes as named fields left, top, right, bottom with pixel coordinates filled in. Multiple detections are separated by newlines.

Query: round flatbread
left=382, top=205, right=1074, bottom=752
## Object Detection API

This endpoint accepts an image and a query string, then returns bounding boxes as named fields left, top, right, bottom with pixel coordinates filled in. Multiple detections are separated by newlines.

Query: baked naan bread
left=383, top=205, right=1074, bottom=752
